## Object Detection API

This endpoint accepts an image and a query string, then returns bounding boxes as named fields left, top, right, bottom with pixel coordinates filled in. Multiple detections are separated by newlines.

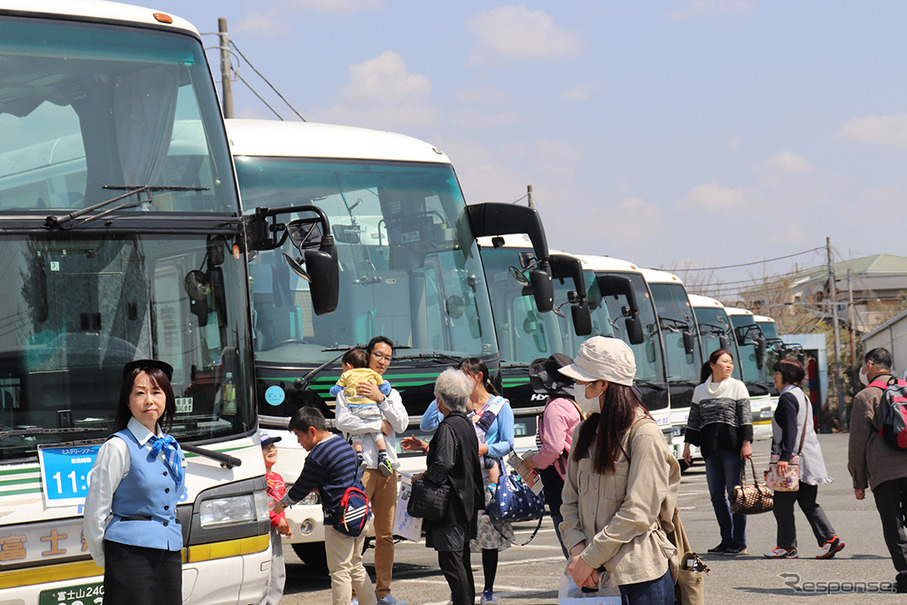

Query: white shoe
left=480, top=591, right=498, bottom=605
left=377, top=595, right=408, bottom=605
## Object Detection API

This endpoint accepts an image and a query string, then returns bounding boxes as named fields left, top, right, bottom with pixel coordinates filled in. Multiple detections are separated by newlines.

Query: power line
left=229, top=40, right=305, bottom=122
left=670, top=246, right=825, bottom=272
left=232, top=70, right=283, bottom=120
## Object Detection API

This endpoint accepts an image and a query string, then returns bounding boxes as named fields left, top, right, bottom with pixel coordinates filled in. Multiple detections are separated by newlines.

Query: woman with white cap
left=558, top=337, right=680, bottom=604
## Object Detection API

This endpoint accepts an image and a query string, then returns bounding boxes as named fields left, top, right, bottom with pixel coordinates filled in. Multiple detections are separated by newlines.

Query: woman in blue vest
left=83, top=359, right=186, bottom=605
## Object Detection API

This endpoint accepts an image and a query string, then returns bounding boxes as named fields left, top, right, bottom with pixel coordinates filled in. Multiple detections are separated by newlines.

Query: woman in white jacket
left=764, top=358, right=844, bottom=559
left=559, top=337, right=680, bottom=604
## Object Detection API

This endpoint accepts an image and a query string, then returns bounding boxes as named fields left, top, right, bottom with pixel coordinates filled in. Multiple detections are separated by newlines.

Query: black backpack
left=869, top=375, right=907, bottom=449
left=334, top=486, right=371, bottom=537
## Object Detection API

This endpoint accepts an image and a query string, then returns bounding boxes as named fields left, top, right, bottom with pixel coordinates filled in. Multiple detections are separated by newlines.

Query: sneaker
left=480, top=590, right=498, bottom=605
left=707, top=543, right=730, bottom=553
left=377, top=595, right=407, bottom=605
left=350, top=600, right=358, bottom=605
left=723, top=544, right=747, bottom=556
left=764, top=546, right=798, bottom=559
left=377, top=455, right=395, bottom=477
left=816, top=536, right=845, bottom=559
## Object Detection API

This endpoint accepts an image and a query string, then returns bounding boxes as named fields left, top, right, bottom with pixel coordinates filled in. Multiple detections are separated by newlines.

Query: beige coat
left=560, top=413, right=680, bottom=586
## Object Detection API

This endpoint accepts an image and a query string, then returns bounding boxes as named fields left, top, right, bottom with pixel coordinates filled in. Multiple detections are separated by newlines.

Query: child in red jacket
left=260, top=431, right=292, bottom=605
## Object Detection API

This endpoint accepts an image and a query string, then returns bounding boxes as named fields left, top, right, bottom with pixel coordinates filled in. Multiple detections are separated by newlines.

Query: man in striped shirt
left=274, top=407, right=377, bottom=605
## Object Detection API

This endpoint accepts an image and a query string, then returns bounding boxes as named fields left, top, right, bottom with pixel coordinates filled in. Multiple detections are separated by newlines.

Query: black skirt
left=103, top=541, right=181, bottom=605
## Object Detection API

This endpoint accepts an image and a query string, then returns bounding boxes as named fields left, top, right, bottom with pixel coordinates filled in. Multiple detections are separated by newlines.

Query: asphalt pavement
left=278, top=433, right=907, bottom=604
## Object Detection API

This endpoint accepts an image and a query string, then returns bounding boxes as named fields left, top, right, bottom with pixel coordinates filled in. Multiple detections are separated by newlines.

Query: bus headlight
left=200, top=494, right=258, bottom=527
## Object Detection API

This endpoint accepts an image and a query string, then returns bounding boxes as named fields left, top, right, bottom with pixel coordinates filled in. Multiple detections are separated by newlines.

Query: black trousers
left=103, top=541, right=181, bottom=605
left=772, top=482, right=835, bottom=549
left=437, top=547, right=474, bottom=605
left=873, top=477, right=907, bottom=573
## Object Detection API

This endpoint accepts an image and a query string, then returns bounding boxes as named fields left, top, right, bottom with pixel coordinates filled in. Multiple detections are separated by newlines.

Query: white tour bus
left=572, top=256, right=673, bottom=445
left=725, top=307, right=776, bottom=440
left=638, top=268, right=704, bottom=460
left=0, top=3, right=287, bottom=604
left=226, top=118, right=553, bottom=567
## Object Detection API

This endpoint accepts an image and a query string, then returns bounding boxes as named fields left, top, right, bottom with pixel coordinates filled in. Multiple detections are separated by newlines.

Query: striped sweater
left=684, top=376, right=752, bottom=457
left=285, top=434, right=360, bottom=525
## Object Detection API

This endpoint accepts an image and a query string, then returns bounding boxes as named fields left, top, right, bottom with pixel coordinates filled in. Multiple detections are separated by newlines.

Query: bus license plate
left=39, top=582, right=104, bottom=605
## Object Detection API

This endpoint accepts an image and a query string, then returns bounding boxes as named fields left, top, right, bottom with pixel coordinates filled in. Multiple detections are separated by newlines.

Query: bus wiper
left=672, top=380, right=700, bottom=387
left=45, top=185, right=208, bottom=230
left=634, top=380, right=667, bottom=391
left=181, top=443, right=241, bottom=469
left=394, top=352, right=463, bottom=364
left=0, top=426, right=102, bottom=441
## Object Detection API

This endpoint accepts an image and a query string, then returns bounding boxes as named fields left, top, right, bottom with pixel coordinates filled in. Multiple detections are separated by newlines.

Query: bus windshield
left=235, top=157, right=497, bottom=363
left=693, top=306, right=743, bottom=380
left=0, top=233, right=254, bottom=461
left=0, top=17, right=238, bottom=214
left=648, top=283, right=701, bottom=384
left=729, top=314, right=763, bottom=384
left=594, top=273, right=666, bottom=388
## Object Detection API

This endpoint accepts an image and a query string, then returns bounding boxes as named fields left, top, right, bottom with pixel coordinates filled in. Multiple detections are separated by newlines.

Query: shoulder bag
left=731, top=457, right=774, bottom=514
left=764, top=407, right=809, bottom=492
left=485, top=460, right=545, bottom=523
left=407, top=478, right=451, bottom=521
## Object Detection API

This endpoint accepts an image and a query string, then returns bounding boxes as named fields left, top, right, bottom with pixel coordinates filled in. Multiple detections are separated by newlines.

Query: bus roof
left=639, top=267, right=684, bottom=285
left=0, top=0, right=198, bottom=34
left=688, top=294, right=726, bottom=309
left=573, top=254, right=643, bottom=274
left=227, top=119, right=451, bottom=164
left=753, top=314, right=775, bottom=323
left=725, top=307, right=754, bottom=317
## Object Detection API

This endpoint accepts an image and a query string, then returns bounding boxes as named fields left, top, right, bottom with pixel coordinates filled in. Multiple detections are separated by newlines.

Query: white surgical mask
left=573, top=383, right=602, bottom=414
left=859, top=367, right=869, bottom=386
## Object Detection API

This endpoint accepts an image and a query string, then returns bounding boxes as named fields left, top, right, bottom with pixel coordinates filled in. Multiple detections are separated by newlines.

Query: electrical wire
left=232, top=70, right=284, bottom=119
left=670, top=246, right=826, bottom=272
left=229, top=40, right=305, bottom=122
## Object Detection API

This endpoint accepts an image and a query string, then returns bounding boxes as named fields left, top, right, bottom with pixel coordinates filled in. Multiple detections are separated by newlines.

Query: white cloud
left=456, top=87, right=512, bottom=106
left=677, top=182, right=747, bottom=210
left=534, top=140, right=583, bottom=178
left=341, top=51, right=431, bottom=103
left=727, top=137, right=741, bottom=151
left=468, top=6, right=580, bottom=62
left=236, top=12, right=289, bottom=36
left=563, top=81, right=605, bottom=102
left=453, top=108, right=522, bottom=129
left=836, top=115, right=907, bottom=150
left=761, top=151, right=813, bottom=175
left=668, top=0, right=754, bottom=21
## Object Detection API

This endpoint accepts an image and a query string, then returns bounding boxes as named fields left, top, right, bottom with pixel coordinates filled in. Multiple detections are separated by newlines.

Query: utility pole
left=218, top=18, right=234, bottom=119
left=526, top=184, right=534, bottom=209
left=828, top=237, right=847, bottom=430
left=848, top=270, right=856, bottom=379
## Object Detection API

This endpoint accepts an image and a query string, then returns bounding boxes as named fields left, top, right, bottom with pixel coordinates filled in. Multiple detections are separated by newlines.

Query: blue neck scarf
left=150, top=434, right=184, bottom=487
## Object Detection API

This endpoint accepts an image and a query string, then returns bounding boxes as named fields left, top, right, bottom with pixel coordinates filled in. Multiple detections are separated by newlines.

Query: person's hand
left=855, top=488, right=865, bottom=500
left=411, top=472, right=424, bottom=481
left=381, top=419, right=392, bottom=436
left=401, top=436, right=428, bottom=453
left=272, top=501, right=285, bottom=514
left=357, top=381, right=383, bottom=402
left=682, top=443, right=692, bottom=466
left=776, top=460, right=789, bottom=472
left=523, top=456, right=537, bottom=470
left=567, top=553, right=598, bottom=589
left=740, top=440, right=753, bottom=460
left=277, top=518, right=292, bottom=539
left=478, top=443, right=489, bottom=456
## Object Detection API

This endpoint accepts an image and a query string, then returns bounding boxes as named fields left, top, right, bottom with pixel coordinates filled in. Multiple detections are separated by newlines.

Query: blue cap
left=260, top=431, right=282, bottom=448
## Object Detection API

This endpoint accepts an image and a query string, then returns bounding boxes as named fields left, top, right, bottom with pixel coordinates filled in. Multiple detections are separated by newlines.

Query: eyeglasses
left=370, top=351, right=392, bottom=362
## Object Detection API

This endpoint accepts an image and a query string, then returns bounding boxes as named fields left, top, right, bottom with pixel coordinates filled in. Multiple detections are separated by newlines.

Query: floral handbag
left=764, top=413, right=809, bottom=492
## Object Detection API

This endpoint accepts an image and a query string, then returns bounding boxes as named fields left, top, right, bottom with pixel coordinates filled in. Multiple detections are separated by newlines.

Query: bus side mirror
left=303, top=236, right=339, bottom=316
left=626, top=316, right=644, bottom=345
left=756, top=338, right=766, bottom=369
left=719, top=334, right=730, bottom=351
left=528, top=261, right=554, bottom=313
left=683, top=329, right=695, bottom=356
left=646, top=339, right=657, bottom=363
left=571, top=301, right=592, bottom=336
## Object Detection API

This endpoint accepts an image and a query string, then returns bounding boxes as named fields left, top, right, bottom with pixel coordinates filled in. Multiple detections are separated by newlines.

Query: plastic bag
left=557, top=570, right=621, bottom=605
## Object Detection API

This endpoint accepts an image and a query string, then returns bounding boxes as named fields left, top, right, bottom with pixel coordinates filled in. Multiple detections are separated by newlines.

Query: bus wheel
left=292, top=543, right=328, bottom=570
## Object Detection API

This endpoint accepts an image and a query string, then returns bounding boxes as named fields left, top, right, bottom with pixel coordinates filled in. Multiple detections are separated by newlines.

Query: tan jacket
left=848, top=377, right=907, bottom=491
left=560, top=413, right=680, bottom=586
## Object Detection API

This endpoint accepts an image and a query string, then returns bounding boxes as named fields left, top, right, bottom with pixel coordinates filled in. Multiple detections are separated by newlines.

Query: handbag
left=406, top=478, right=451, bottom=521
left=663, top=507, right=707, bottom=605
left=485, top=461, right=545, bottom=523
left=764, top=410, right=809, bottom=492
left=730, top=458, right=774, bottom=515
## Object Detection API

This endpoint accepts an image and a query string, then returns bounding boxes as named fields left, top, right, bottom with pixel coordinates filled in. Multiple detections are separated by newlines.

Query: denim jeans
left=704, top=450, right=746, bottom=547
left=619, top=568, right=673, bottom=605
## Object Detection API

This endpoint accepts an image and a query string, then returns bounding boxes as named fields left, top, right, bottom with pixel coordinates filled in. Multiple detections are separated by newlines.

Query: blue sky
left=166, top=1, right=907, bottom=290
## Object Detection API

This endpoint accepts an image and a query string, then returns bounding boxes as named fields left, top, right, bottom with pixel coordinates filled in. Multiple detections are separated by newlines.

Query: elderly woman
left=415, top=368, right=484, bottom=605
left=559, top=337, right=680, bottom=604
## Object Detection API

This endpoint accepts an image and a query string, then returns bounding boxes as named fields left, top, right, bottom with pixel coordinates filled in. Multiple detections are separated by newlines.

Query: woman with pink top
left=524, top=353, right=583, bottom=558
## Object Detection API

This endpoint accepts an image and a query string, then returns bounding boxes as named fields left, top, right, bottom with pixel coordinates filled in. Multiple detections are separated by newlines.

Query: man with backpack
left=274, top=407, right=377, bottom=605
left=848, top=347, right=907, bottom=593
